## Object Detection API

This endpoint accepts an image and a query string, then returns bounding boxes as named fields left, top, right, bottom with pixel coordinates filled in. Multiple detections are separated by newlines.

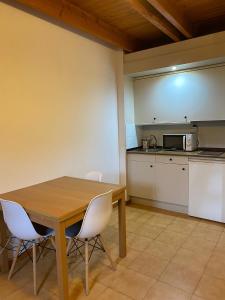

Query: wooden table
left=0, top=176, right=126, bottom=299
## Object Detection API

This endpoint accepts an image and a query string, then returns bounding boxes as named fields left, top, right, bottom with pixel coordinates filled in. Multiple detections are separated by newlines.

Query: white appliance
left=163, top=133, right=198, bottom=151
left=189, top=159, right=225, bottom=222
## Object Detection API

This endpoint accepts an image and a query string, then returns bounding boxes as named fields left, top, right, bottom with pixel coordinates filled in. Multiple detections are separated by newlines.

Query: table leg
left=54, top=222, right=69, bottom=300
left=118, top=191, right=126, bottom=258
left=0, top=211, right=9, bottom=272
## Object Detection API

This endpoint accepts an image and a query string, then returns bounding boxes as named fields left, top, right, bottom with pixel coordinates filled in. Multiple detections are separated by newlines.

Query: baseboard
left=130, top=197, right=188, bottom=214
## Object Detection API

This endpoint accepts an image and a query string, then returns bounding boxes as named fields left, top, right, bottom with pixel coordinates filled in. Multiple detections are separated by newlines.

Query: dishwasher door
left=189, top=159, right=225, bottom=222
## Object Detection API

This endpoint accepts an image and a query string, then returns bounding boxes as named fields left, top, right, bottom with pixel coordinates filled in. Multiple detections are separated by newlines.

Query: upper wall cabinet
left=134, top=66, right=225, bottom=124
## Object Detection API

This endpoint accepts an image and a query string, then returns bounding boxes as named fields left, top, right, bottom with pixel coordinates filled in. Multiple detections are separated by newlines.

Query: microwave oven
left=163, top=133, right=198, bottom=151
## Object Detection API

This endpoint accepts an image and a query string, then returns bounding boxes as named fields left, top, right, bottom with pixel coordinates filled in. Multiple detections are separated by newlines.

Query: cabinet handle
left=182, top=168, right=186, bottom=171
left=150, top=165, right=153, bottom=168
left=169, top=158, right=173, bottom=161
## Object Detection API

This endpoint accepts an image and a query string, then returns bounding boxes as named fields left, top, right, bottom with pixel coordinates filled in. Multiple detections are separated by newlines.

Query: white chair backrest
left=0, top=199, right=41, bottom=240
left=85, top=171, right=103, bottom=182
left=77, top=190, right=112, bottom=239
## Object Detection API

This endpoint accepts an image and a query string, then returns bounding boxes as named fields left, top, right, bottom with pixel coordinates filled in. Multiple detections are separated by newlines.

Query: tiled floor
left=1, top=204, right=225, bottom=300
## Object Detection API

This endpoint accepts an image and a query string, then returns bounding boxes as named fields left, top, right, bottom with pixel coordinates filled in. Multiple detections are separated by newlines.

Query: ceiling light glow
left=171, top=66, right=177, bottom=71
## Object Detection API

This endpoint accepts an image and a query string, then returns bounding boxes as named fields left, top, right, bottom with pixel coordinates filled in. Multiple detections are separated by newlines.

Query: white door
left=189, top=160, right=225, bottom=222
left=155, top=163, right=188, bottom=206
left=127, top=160, right=156, bottom=200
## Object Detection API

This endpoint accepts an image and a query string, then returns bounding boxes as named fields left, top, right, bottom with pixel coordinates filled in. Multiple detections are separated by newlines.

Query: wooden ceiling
left=9, top=0, right=225, bottom=52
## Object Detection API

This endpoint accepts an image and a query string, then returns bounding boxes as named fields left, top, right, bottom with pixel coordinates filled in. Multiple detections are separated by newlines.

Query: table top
left=0, top=176, right=125, bottom=222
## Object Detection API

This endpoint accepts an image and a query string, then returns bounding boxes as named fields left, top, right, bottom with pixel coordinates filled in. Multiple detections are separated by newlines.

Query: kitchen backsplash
left=126, top=122, right=225, bottom=149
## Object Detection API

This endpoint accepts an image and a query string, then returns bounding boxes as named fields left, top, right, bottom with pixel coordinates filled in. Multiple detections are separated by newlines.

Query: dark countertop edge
left=127, top=147, right=225, bottom=159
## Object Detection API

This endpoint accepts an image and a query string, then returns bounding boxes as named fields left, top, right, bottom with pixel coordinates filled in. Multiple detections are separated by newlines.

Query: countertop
left=127, top=148, right=225, bottom=160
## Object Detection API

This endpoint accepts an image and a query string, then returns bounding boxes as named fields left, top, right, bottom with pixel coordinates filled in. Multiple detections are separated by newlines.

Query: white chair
left=85, top=171, right=103, bottom=182
left=65, top=171, right=103, bottom=254
left=0, top=199, right=54, bottom=295
left=65, top=190, right=115, bottom=295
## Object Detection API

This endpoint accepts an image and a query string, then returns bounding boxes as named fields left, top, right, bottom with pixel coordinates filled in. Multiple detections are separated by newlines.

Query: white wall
left=0, top=2, right=123, bottom=193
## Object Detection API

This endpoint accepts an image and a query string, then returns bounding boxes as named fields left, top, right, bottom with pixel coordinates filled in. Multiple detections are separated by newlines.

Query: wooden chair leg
left=33, top=243, right=37, bottom=296
left=99, top=235, right=116, bottom=270
left=84, top=239, right=89, bottom=295
left=66, top=238, right=72, bottom=255
left=8, top=239, right=22, bottom=280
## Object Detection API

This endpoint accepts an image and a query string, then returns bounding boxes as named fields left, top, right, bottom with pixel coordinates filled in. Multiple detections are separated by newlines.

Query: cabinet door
left=127, top=160, right=156, bottom=200
left=155, top=163, right=188, bottom=206
left=134, top=68, right=225, bottom=123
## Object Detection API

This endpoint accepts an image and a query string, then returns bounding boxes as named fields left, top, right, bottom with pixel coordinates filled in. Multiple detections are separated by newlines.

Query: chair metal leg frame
left=67, top=238, right=84, bottom=259
left=82, top=235, right=116, bottom=296
left=66, top=239, right=72, bottom=256
left=86, top=235, right=116, bottom=270
left=98, top=235, right=116, bottom=270
left=84, top=239, right=89, bottom=295
left=8, top=237, right=54, bottom=296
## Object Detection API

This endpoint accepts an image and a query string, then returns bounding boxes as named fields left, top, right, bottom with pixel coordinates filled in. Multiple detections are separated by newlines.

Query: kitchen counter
left=127, top=148, right=225, bottom=160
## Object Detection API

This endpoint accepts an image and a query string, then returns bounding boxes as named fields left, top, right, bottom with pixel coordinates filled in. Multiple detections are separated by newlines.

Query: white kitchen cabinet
left=189, top=159, right=225, bottom=222
left=127, top=155, right=156, bottom=200
left=134, top=67, right=225, bottom=124
left=127, top=154, right=189, bottom=207
left=155, top=163, right=189, bottom=206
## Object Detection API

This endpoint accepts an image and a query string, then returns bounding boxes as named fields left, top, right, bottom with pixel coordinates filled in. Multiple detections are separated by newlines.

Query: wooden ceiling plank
left=147, top=0, right=192, bottom=38
left=125, top=0, right=181, bottom=42
left=14, top=0, right=138, bottom=51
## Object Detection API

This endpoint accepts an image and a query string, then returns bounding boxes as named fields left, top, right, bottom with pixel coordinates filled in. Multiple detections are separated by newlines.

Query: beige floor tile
left=144, top=281, right=191, bottom=300
left=172, top=248, right=211, bottom=269
left=91, top=264, right=126, bottom=288
left=191, top=296, right=205, bottom=300
left=135, top=224, right=165, bottom=240
left=160, top=262, right=204, bottom=293
left=127, top=233, right=152, bottom=251
left=191, top=227, right=222, bottom=242
left=197, top=221, right=225, bottom=232
left=117, top=248, right=141, bottom=268
left=98, top=288, right=132, bottom=300
left=182, top=236, right=216, bottom=252
left=70, top=282, right=106, bottom=300
left=0, top=275, right=28, bottom=299
left=111, top=268, right=156, bottom=300
left=195, top=274, right=225, bottom=300
left=205, top=252, right=225, bottom=280
left=147, top=214, right=175, bottom=227
left=128, top=252, right=169, bottom=279
left=167, top=219, right=197, bottom=235
left=127, top=221, right=142, bottom=233
left=156, top=230, right=188, bottom=249
left=215, top=232, right=225, bottom=252
left=145, top=240, right=178, bottom=260
left=4, top=282, right=59, bottom=300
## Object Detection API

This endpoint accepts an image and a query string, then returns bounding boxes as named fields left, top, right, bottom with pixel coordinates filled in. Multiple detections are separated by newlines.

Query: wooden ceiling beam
left=14, top=0, right=138, bottom=52
left=147, top=0, right=193, bottom=38
left=125, top=0, right=181, bottom=42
